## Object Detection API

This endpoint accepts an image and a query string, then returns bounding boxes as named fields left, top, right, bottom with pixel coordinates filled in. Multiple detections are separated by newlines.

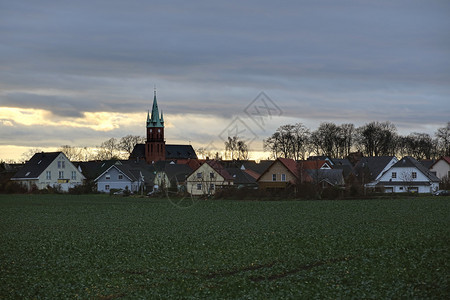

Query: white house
left=11, top=152, right=85, bottom=191
left=186, top=160, right=233, bottom=196
left=376, top=156, right=440, bottom=193
left=429, top=156, right=450, bottom=181
left=94, top=162, right=143, bottom=193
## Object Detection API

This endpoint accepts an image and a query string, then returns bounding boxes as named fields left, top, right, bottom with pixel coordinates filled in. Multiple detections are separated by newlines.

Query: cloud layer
left=0, top=0, right=449, bottom=160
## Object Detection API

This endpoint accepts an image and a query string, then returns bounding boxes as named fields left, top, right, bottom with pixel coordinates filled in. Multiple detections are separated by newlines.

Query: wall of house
left=381, top=167, right=430, bottom=183
left=383, top=184, right=438, bottom=194
left=259, top=161, right=296, bottom=183
left=430, top=160, right=450, bottom=180
left=186, top=164, right=230, bottom=196
left=38, top=153, right=84, bottom=191
left=380, top=166, right=439, bottom=193
left=97, top=167, right=138, bottom=193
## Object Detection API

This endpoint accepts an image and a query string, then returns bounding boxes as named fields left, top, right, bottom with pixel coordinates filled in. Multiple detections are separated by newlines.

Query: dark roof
left=306, top=169, right=344, bottom=185
left=12, top=152, right=61, bottom=179
left=226, top=167, right=257, bottom=185
left=129, top=144, right=145, bottom=159
left=76, top=160, right=117, bottom=180
left=354, top=156, right=396, bottom=181
left=392, top=156, right=440, bottom=182
left=165, top=145, right=197, bottom=159
left=419, top=159, right=436, bottom=169
left=241, top=160, right=273, bottom=175
left=129, top=144, right=197, bottom=160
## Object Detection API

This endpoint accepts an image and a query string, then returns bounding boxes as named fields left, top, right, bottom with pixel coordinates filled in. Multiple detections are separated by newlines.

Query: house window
left=58, top=161, right=65, bottom=168
left=46, top=171, right=51, bottom=180
left=71, top=171, right=76, bottom=180
left=106, top=174, right=110, bottom=180
left=197, top=183, right=202, bottom=190
left=210, top=183, right=215, bottom=190
left=105, top=185, right=110, bottom=190
left=412, top=172, right=417, bottom=179
left=272, top=174, right=277, bottom=181
left=118, top=174, right=123, bottom=180
left=281, top=174, right=286, bottom=182
left=210, top=172, right=215, bottom=179
left=392, top=172, right=396, bottom=179
left=59, top=171, right=64, bottom=179
left=197, top=172, right=202, bottom=179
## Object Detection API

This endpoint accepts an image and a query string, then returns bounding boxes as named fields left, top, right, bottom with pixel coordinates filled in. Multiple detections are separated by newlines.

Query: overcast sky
left=1, top=0, right=449, bottom=160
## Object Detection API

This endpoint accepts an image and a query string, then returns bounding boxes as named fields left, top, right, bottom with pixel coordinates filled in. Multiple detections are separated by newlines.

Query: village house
left=429, top=156, right=450, bottom=181
left=186, top=160, right=233, bottom=196
left=11, top=152, right=85, bottom=191
left=376, top=156, right=440, bottom=193
left=257, top=158, right=298, bottom=190
left=94, top=161, right=144, bottom=193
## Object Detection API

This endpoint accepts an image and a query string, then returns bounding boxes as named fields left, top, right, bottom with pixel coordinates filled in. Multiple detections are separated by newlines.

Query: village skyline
left=1, top=1, right=449, bottom=162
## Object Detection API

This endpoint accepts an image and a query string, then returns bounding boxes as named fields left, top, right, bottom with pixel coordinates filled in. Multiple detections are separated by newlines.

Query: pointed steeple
left=146, top=110, right=150, bottom=127
left=160, top=110, right=164, bottom=124
left=149, top=89, right=163, bottom=127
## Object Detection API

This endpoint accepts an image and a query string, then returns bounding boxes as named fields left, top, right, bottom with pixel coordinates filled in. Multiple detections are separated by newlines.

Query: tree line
left=264, top=121, right=450, bottom=160
left=19, top=135, right=145, bottom=162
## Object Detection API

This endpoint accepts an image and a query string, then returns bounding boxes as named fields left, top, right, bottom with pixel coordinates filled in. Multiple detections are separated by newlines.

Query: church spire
left=149, top=89, right=163, bottom=128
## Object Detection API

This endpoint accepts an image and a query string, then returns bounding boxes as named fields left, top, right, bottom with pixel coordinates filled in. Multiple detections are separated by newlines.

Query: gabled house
left=429, top=156, right=450, bottom=181
left=94, top=161, right=143, bottom=193
left=354, top=156, right=398, bottom=186
left=257, top=158, right=298, bottom=190
left=186, top=160, right=233, bottom=196
left=11, top=152, right=85, bottom=191
left=376, top=156, right=440, bottom=193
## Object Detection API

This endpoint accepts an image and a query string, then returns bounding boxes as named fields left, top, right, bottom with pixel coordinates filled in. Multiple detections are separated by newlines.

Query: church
left=130, top=91, right=197, bottom=163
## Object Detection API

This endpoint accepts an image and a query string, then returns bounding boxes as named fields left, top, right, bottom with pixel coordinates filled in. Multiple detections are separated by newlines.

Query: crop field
left=0, top=195, right=449, bottom=299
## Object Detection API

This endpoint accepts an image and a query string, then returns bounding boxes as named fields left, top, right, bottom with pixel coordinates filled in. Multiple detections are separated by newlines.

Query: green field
left=0, top=195, right=449, bottom=299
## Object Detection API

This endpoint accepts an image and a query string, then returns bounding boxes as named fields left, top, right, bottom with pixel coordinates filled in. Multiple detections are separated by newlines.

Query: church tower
left=145, top=90, right=165, bottom=163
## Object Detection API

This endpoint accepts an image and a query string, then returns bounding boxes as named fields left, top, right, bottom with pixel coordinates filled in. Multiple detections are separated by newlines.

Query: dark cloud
left=0, top=0, right=449, bottom=147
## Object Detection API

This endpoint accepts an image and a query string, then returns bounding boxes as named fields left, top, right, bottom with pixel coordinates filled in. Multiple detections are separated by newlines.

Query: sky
left=1, top=0, right=449, bottom=161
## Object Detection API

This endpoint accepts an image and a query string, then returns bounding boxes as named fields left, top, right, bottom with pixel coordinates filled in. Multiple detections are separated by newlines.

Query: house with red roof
left=429, top=156, right=450, bottom=181
left=256, top=158, right=299, bottom=189
left=186, top=160, right=233, bottom=195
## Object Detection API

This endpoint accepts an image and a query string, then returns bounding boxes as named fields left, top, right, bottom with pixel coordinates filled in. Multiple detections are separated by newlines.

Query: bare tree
left=356, top=121, right=397, bottom=157
left=436, top=121, right=450, bottom=157
left=225, top=136, right=249, bottom=160
left=119, top=135, right=145, bottom=156
left=20, top=148, right=42, bottom=162
left=58, top=145, right=84, bottom=161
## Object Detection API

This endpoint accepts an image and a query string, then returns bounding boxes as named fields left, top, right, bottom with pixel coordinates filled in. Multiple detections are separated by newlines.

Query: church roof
left=129, top=144, right=198, bottom=161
